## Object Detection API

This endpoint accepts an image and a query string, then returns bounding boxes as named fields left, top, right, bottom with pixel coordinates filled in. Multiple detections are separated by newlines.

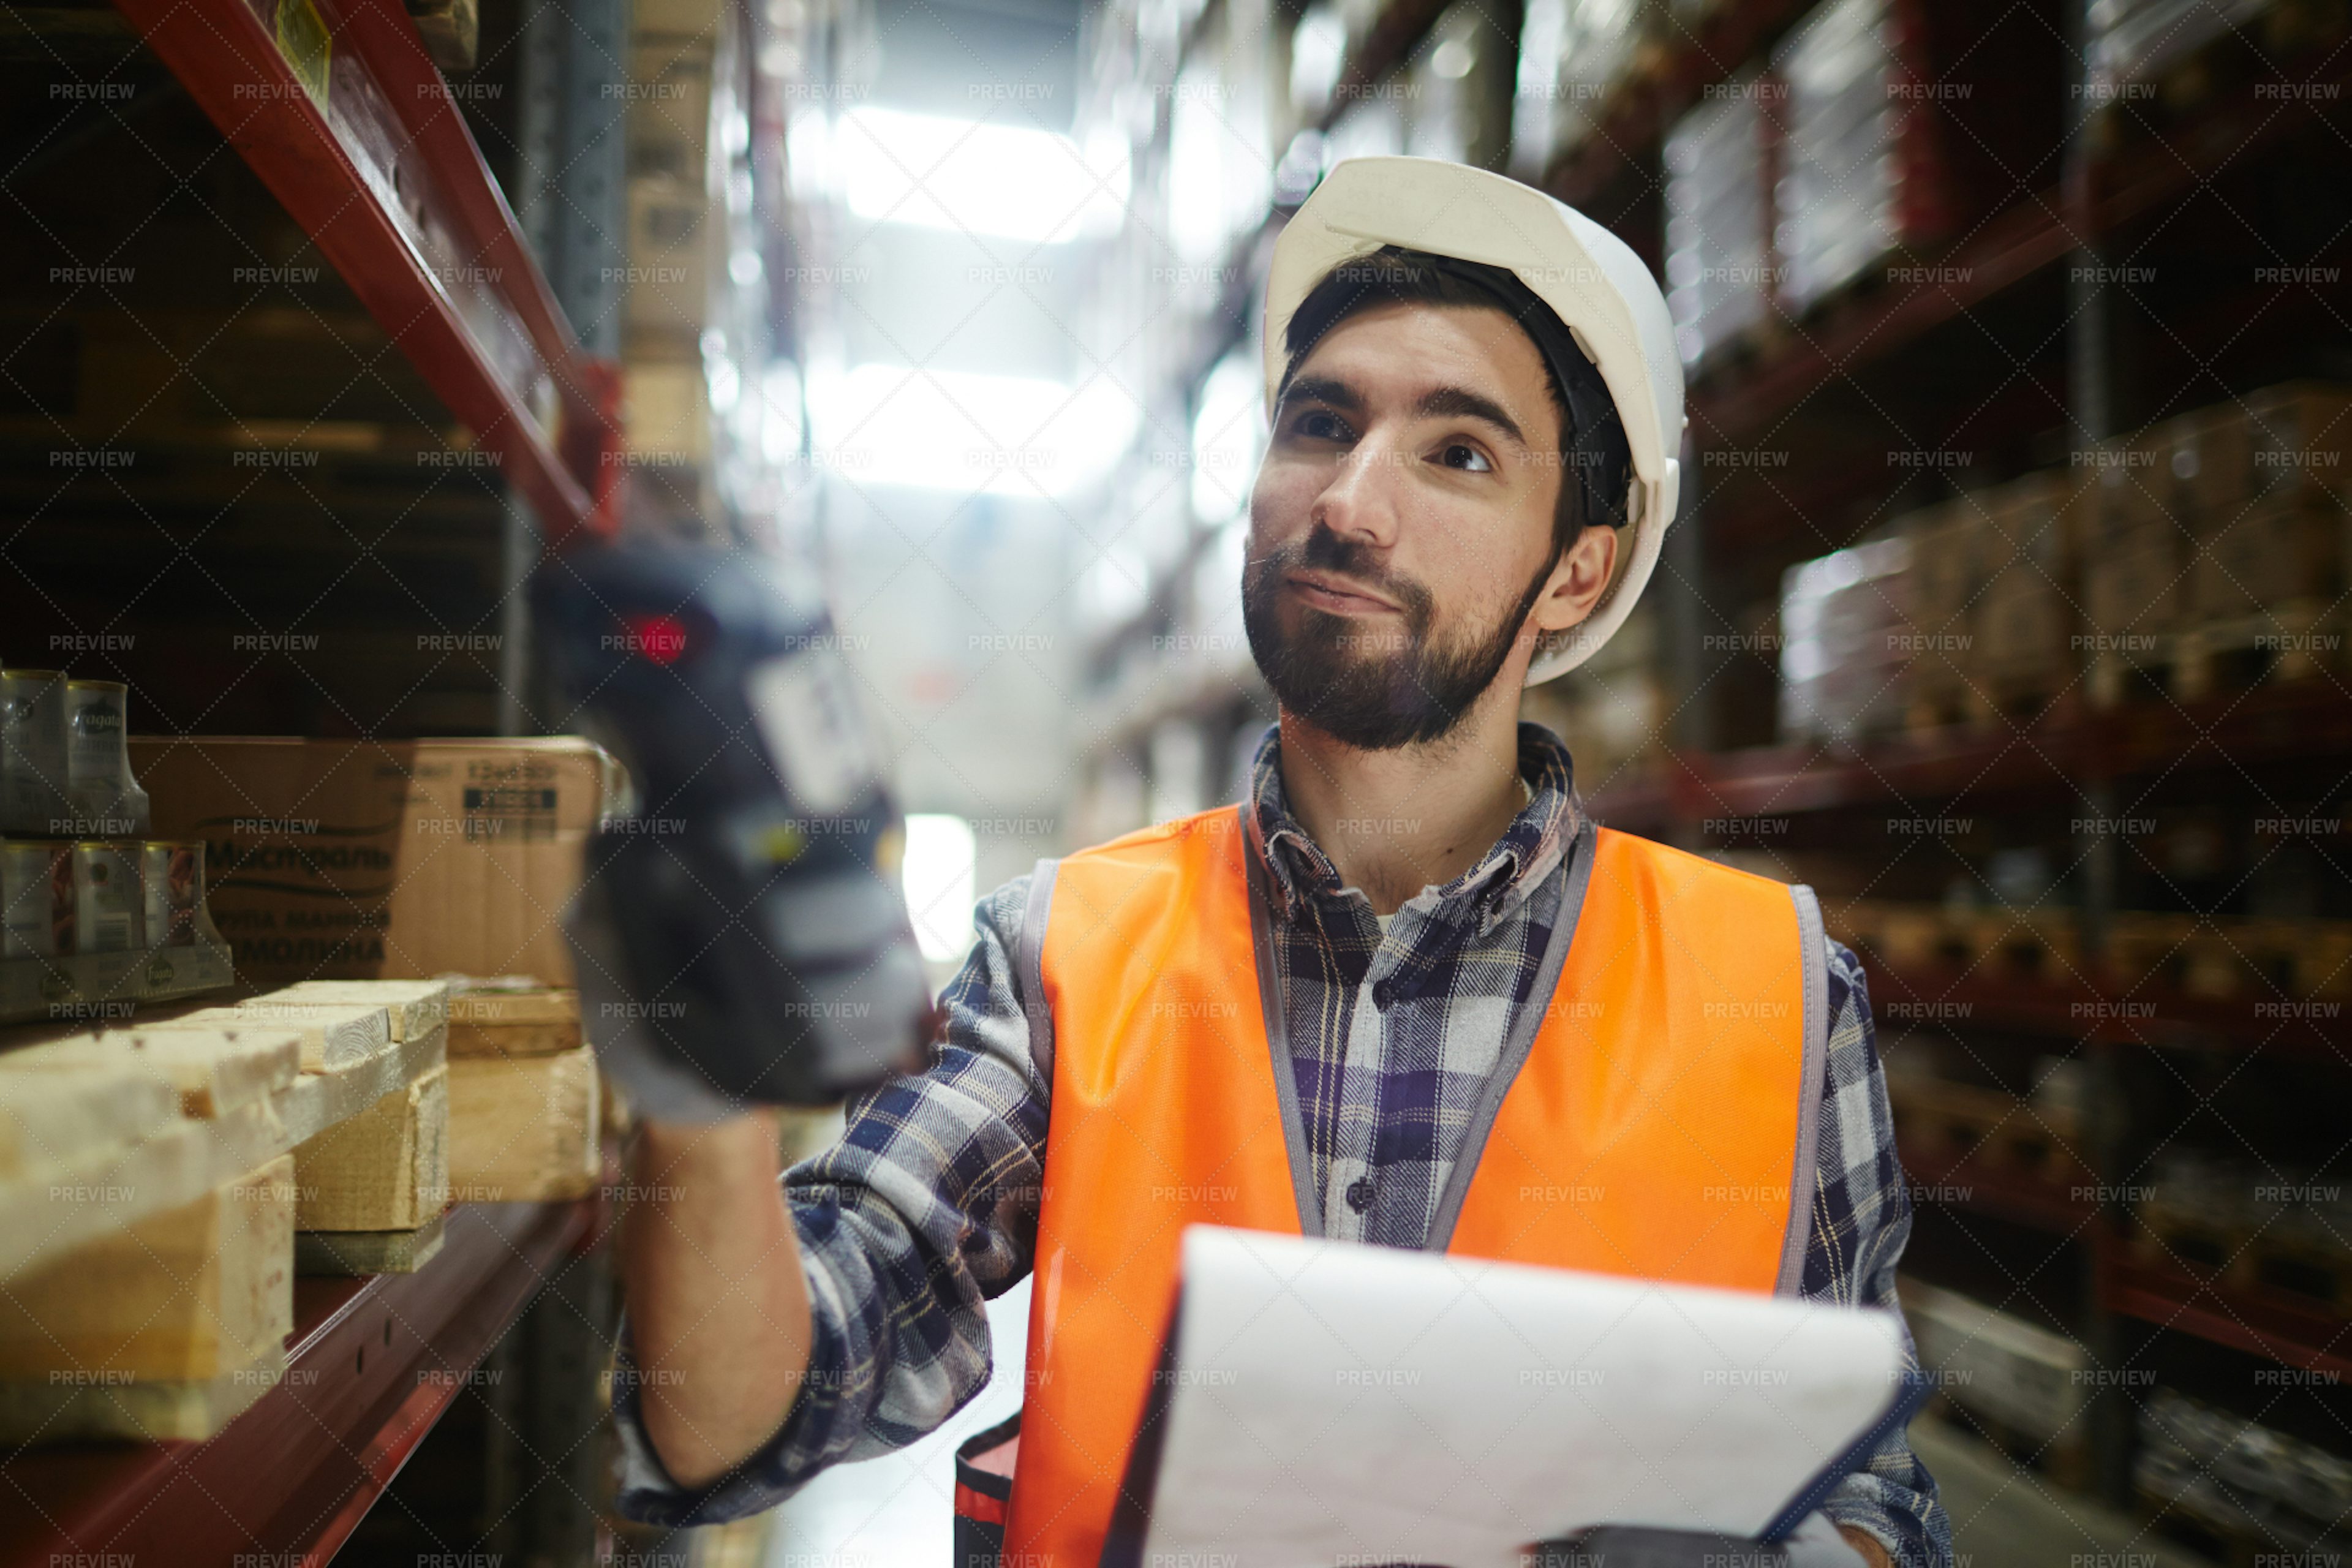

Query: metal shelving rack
left=104, top=0, right=625, bottom=545
left=0, top=0, right=625, bottom=1553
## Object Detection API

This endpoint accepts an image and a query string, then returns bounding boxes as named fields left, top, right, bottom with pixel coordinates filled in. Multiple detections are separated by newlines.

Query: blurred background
left=5, top=0, right=2352, bottom=1559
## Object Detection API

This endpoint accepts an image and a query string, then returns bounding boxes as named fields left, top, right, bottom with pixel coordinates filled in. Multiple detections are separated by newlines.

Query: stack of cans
left=1, top=671, right=208, bottom=965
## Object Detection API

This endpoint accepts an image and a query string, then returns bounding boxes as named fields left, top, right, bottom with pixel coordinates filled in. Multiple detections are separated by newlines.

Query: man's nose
left=1313, top=429, right=1406, bottom=548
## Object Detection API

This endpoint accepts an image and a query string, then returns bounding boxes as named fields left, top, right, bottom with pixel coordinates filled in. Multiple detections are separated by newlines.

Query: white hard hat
left=1262, top=156, right=1686, bottom=684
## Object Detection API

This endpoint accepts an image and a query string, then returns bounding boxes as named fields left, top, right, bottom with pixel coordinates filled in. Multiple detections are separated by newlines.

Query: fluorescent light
left=787, top=106, right=1130, bottom=244
left=805, top=361, right=1141, bottom=497
left=902, top=813, right=978, bottom=962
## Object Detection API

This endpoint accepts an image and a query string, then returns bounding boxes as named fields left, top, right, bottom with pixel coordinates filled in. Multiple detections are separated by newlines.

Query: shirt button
left=1346, top=1177, right=1375, bottom=1213
left=1371, top=979, right=1395, bottom=1009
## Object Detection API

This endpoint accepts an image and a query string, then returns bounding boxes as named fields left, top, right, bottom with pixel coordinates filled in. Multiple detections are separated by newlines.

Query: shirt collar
left=1243, top=720, right=1584, bottom=933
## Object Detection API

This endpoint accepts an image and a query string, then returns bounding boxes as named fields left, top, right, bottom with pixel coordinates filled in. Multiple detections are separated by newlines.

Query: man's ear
left=1530, top=524, right=1619, bottom=635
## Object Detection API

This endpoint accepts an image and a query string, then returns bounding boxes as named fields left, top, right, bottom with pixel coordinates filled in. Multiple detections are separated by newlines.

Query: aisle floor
left=1909, top=1414, right=2215, bottom=1568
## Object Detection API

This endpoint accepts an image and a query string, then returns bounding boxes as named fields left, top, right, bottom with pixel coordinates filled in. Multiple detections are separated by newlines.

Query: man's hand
left=620, top=1112, right=813, bottom=1490
left=1836, top=1525, right=1891, bottom=1567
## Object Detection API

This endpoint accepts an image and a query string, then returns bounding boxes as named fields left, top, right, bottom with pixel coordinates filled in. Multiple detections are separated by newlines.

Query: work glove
left=564, top=871, right=745, bottom=1125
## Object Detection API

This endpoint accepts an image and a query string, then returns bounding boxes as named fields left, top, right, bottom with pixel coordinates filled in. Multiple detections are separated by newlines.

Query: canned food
left=64, top=680, right=150, bottom=839
left=71, top=841, right=143, bottom=954
left=141, top=840, right=204, bottom=948
left=0, top=671, right=70, bottom=837
left=0, top=840, right=73, bottom=959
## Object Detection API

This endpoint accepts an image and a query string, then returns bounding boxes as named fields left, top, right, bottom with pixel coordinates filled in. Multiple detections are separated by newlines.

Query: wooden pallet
left=2134, top=1210, right=2352, bottom=1311
left=1890, top=1076, right=2094, bottom=1187
left=0, top=981, right=449, bottom=1280
left=1833, top=900, right=2084, bottom=985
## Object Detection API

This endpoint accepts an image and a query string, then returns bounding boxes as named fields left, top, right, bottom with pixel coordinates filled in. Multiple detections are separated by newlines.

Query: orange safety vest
left=956, top=804, right=1829, bottom=1568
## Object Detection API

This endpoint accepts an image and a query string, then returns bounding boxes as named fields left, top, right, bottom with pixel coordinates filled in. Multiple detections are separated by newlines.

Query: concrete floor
left=751, top=1314, right=2218, bottom=1568
left=1909, top=1415, right=2216, bottom=1568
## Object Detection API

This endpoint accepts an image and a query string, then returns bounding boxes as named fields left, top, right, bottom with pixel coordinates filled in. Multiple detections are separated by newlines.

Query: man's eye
left=1294, top=410, right=1349, bottom=440
left=1439, top=443, right=1493, bottom=473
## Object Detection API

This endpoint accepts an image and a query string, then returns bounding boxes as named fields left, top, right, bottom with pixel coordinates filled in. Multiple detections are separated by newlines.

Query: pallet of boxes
left=0, top=733, right=624, bottom=1446
left=122, top=734, right=621, bottom=1209
left=2084, top=382, right=2352, bottom=705
left=0, top=978, right=451, bottom=1441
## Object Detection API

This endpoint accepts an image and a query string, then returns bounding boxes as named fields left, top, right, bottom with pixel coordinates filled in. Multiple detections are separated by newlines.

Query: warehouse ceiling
left=862, top=0, right=1083, bottom=129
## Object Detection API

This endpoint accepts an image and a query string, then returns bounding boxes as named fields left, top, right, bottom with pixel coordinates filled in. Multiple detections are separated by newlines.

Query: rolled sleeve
left=1807, top=939, right=1954, bottom=1568
left=612, top=873, right=1051, bottom=1526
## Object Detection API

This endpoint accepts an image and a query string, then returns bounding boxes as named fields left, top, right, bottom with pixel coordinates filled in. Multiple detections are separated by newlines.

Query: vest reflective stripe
left=1001, top=805, right=1823, bottom=1566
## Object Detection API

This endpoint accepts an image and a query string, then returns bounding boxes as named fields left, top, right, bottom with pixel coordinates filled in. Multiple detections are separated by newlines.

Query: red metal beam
left=104, top=0, right=622, bottom=545
left=2103, top=1248, right=2352, bottom=1376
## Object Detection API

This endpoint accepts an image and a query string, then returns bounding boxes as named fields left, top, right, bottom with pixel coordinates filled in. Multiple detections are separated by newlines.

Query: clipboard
left=1101, top=1226, right=1929, bottom=1568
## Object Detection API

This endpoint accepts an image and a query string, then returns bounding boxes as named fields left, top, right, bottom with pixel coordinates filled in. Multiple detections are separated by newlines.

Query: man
left=606, top=157, right=1951, bottom=1568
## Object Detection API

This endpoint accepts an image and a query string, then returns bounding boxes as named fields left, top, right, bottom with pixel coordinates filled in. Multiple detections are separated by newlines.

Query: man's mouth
left=1286, top=570, right=1400, bottom=616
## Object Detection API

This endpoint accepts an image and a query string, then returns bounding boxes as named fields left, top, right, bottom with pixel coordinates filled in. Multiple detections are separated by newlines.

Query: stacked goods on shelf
left=2133, top=1144, right=2352, bottom=1310
left=0, top=979, right=453, bottom=1438
left=1767, top=0, right=2065, bottom=316
left=1771, top=0, right=1898, bottom=312
left=2138, top=1389, right=2352, bottom=1558
left=1832, top=897, right=2352, bottom=1001
left=1521, top=603, right=1664, bottom=791
left=1774, top=383, right=2346, bottom=729
left=1, top=674, right=233, bottom=1020
left=1901, top=475, right=2087, bottom=728
left=1662, top=70, right=1774, bottom=368
left=127, top=736, right=623, bottom=986
left=2088, top=383, right=2352, bottom=704
left=443, top=979, right=600, bottom=1203
left=2087, top=0, right=2277, bottom=99
left=1777, top=534, right=1913, bottom=748
left=1510, top=0, right=1666, bottom=175
left=1901, top=1279, right=2093, bottom=1482
left=1882, top=1047, right=2094, bottom=1192
left=1966, top=475, right=2085, bottom=720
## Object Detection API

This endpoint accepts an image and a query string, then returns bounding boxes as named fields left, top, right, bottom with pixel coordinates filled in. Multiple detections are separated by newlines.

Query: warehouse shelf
left=1539, top=0, right=1812, bottom=208
left=100, top=0, right=623, bottom=542
left=2100, top=1244, right=2352, bottom=1378
left=1858, top=956, right=2352, bottom=1061
left=1897, top=1141, right=2101, bottom=1234
left=1590, top=680, right=2352, bottom=832
left=0, top=1197, right=596, bottom=1568
left=1685, top=56, right=2352, bottom=447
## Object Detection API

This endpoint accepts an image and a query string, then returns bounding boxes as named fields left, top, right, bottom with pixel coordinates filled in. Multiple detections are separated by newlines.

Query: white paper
left=1139, top=1226, right=1909, bottom=1568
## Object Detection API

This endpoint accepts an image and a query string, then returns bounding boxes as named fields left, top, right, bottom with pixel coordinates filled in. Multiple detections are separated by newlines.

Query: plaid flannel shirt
left=614, top=722, right=1953, bottom=1568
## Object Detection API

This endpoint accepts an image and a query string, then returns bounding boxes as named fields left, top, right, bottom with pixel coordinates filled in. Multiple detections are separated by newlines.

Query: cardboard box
left=127, top=737, right=623, bottom=987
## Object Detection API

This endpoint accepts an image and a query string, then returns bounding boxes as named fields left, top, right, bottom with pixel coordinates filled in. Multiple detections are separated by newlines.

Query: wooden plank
left=272, top=979, right=450, bottom=1042
left=291, top=1063, right=448, bottom=1231
left=0, top=1069, right=179, bottom=1182
left=448, top=985, right=580, bottom=1058
left=447, top=1047, right=597, bottom=1202
left=0, top=1344, right=285, bottom=1443
left=295, top=1210, right=447, bottom=1276
left=145, top=995, right=391, bottom=1071
left=404, top=0, right=477, bottom=71
left=0, top=1016, right=445, bottom=1283
left=0, top=1156, right=293, bottom=1382
left=277, top=1024, right=447, bottom=1148
left=0, top=1028, right=302, bottom=1117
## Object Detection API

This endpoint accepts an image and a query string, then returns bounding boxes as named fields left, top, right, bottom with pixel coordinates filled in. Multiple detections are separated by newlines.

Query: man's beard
left=1241, top=524, right=1553, bottom=751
